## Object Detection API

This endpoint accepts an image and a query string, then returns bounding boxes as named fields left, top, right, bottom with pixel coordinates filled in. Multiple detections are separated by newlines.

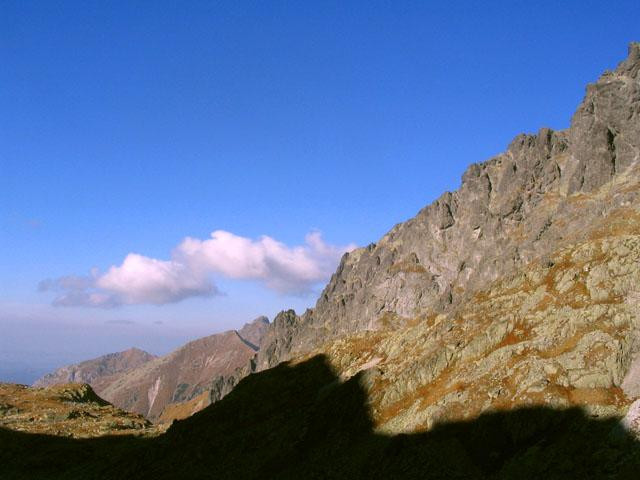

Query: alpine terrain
left=2, top=43, right=640, bottom=479
left=33, top=316, right=270, bottom=421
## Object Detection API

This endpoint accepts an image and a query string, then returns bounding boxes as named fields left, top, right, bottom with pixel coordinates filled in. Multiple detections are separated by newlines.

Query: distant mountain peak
left=237, top=315, right=270, bottom=350
left=32, top=348, right=156, bottom=389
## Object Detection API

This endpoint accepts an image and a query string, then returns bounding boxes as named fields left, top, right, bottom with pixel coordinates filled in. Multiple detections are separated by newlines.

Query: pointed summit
left=237, top=316, right=270, bottom=350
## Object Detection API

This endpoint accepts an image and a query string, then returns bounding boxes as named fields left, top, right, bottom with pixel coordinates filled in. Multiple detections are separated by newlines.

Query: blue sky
left=1, top=1, right=639, bottom=382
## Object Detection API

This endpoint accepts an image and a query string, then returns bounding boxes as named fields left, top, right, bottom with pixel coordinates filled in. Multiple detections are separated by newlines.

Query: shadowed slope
left=2, top=355, right=639, bottom=479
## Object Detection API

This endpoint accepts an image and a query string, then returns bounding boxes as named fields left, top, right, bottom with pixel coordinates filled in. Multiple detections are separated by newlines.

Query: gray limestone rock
left=257, top=43, right=640, bottom=370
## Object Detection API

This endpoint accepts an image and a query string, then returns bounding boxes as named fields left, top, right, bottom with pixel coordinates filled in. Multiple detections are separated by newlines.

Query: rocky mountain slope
left=33, top=317, right=270, bottom=422
left=147, top=42, right=640, bottom=424
left=256, top=42, right=640, bottom=370
left=308, top=206, right=640, bottom=434
left=33, top=347, right=156, bottom=392
left=99, top=329, right=256, bottom=420
left=90, top=317, right=268, bottom=420
left=0, top=383, right=158, bottom=438
left=237, top=315, right=269, bottom=349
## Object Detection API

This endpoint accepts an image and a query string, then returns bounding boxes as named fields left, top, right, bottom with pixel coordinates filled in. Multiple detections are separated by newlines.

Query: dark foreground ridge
left=1, top=355, right=639, bottom=479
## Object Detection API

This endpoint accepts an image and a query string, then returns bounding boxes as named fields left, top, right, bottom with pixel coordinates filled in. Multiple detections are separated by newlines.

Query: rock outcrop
left=165, top=44, right=640, bottom=425
left=312, top=217, right=640, bottom=433
left=0, top=383, right=158, bottom=438
left=257, top=42, right=640, bottom=370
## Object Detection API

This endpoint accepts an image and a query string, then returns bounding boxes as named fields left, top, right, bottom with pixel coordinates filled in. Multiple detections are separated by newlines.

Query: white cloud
left=176, top=230, right=354, bottom=294
left=41, top=230, right=355, bottom=308
left=97, top=254, right=216, bottom=305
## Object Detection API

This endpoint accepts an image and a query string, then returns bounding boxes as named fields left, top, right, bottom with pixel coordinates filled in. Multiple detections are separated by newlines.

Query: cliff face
left=257, top=43, right=640, bottom=370
left=314, top=211, right=640, bottom=433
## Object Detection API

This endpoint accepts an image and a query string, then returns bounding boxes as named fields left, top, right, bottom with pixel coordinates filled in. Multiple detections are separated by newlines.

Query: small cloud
left=105, top=319, right=136, bottom=325
left=41, top=230, right=356, bottom=308
left=38, top=275, right=94, bottom=293
left=153, top=320, right=164, bottom=325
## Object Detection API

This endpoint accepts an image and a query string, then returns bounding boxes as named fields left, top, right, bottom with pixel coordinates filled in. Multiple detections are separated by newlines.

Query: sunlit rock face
left=257, top=43, right=640, bottom=374
left=146, top=45, right=640, bottom=436
left=244, top=44, right=640, bottom=438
